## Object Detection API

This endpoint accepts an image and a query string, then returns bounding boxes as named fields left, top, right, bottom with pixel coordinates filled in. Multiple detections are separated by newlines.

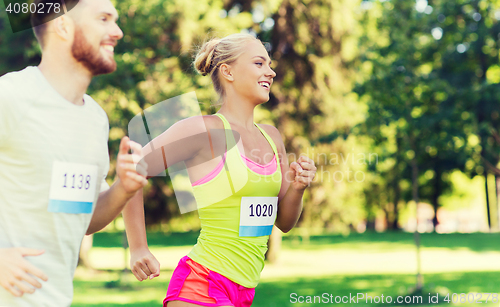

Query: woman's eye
left=256, top=62, right=263, bottom=66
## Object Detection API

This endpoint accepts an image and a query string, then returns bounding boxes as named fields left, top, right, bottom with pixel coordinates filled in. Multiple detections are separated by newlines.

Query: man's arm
left=0, top=78, right=49, bottom=297
left=86, top=136, right=148, bottom=235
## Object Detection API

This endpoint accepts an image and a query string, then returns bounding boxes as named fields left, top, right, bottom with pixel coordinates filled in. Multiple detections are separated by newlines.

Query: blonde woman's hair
left=194, top=33, right=260, bottom=99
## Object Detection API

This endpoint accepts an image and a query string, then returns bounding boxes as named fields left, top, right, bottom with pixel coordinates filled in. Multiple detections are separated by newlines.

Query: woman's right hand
left=130, top=247, right=160, bottom=281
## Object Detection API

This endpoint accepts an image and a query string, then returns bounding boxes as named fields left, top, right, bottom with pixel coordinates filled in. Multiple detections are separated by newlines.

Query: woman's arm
left=122, top=116, right=217, bottom=280
left=262, top=125, right=317, bottom=233
left=141, top=116, right=216, bottom=178
left=122, top=189, right=160, bottom=281
left=275, top=154, right=316, bottom=233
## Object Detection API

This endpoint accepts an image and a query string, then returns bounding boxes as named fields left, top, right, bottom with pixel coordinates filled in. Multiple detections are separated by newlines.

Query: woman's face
left=229, top=40, right=276, bottom=104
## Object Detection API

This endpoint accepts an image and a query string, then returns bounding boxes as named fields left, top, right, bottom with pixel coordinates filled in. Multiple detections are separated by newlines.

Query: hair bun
left=194, top=39, right=221, bottom=76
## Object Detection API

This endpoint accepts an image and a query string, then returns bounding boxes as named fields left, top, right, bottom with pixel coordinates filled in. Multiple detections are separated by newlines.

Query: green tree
left=1, top=0, right=369, bottom=236
left=264, top=0, right=366, bottom=233
left=356, top=0, right=475, bottom=230
left=0, top=4, right=40, bottom=74
left=432, top=0, right=500, bottom=228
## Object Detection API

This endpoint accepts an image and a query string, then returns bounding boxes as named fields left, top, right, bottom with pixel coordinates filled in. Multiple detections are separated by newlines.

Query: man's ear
left=219, top=63, right=234, bottom=82
left=51, top=15, right=74, bottom=42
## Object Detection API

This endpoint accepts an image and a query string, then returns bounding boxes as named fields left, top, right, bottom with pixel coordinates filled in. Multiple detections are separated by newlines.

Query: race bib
left=239, top=197, right=278, bottom=237
left=48, top=161, right=98, bottom=214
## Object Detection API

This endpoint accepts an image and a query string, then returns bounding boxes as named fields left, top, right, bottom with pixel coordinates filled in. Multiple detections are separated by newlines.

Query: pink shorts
left=163, top=256, right=255, bottom=307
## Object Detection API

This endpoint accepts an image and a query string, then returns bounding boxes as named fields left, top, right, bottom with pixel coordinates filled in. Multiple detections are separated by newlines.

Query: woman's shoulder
left=171, top=115, right=223, bottom=134
left=257, top=123, right=284, bottom=148
left=201, top=114, right=225, bottom=130
left=257, top=123, right=280, bottom=137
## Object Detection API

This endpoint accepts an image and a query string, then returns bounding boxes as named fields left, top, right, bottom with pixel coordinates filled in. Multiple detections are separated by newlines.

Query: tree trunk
left=391, top=130, right=402, bottom=230
left=496, top=175, right=500, bottom=231
left=431, top=167, right=441, bottom=229
left=410, top=137, right=423, bottom=290
left=366, top=219, right=376, bottom=231
left=391, top=179, right=401, bottom=230
left=265, top=226, right=282, bottom=264
left=485, top=172, right=492, bottom=230
left=78, top=234, right=93, bottom=269
left=476, top=3, right=491, bottom=231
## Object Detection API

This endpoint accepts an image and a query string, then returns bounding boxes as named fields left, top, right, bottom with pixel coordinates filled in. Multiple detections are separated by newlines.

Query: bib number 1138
left=48, top=161, right=98, bottom=214
left=239, top=197, right=278, bottom=237
left=63, top=173, right=92, bottom=190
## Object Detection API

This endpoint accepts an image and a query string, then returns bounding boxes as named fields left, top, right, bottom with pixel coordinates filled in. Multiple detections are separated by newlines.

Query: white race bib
left=239, top=197, right=278, bottom=237
left=48, top=161, right=98, bottom=214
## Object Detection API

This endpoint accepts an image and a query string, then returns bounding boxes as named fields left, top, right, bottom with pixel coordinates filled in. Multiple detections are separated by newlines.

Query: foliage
left=2, top=0, right=499, bottom=231
left=356, top=0, right=500, bottom=228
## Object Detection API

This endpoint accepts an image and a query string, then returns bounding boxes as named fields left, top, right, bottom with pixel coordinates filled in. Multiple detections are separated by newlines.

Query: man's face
left=70, top=0, right=123, bottom=76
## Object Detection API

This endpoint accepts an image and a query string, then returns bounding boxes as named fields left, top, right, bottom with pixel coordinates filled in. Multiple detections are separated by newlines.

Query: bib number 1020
left=63, top=173, right=92, bottom=190
left=239, top=197, right=278, bottom=237
left=249, top=203, right=273, bottom=217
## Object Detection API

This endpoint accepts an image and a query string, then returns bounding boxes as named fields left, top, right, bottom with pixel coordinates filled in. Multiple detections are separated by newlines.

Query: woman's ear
left=219, top=63, right=234, bottom=82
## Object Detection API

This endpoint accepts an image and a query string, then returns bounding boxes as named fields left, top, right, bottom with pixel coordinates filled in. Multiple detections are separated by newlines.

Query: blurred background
left=2, top=0, right=500, bottom=305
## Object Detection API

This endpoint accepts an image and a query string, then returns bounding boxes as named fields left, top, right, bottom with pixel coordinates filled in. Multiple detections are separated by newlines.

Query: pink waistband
left=192, top=154, right=277, bottom=186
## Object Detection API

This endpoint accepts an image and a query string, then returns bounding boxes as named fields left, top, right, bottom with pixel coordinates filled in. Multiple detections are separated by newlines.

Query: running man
left=0, top=0, right=148, bottom=306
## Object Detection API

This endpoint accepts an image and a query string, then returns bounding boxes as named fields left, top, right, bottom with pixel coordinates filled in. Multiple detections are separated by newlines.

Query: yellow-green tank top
left=187, top=113, right=282, bottom=288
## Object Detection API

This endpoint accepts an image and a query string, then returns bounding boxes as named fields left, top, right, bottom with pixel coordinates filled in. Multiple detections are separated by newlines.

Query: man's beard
left=71, top=27, right=116, bottom=76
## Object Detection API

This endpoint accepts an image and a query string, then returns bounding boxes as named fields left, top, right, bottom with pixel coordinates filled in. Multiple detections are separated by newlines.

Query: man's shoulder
left=0, top=67, right=39, bottom=114
left=83, top=94, right=109, bottom=122
left=0, top=66, right=38, bottom=85
left=0, top=66, right=40, bottom=98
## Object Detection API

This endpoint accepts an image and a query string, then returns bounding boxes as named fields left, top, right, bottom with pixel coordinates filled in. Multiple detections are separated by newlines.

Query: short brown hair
left=31, top=0, right=79, bottom=48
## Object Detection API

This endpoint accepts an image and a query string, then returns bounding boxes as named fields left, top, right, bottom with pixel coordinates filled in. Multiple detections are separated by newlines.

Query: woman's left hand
left=288, top=155, right=316, bottom=191
left=130, top=247, right=160, bottom=281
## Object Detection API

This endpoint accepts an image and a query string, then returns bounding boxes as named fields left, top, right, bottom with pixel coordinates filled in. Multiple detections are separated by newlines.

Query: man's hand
left=0, top=248, right=48, bottom=297
left=116, top=136, right=148, bottom=195
left=130, top=248, right=160, bottom=281
left=85, top=137, right=149, bottom=235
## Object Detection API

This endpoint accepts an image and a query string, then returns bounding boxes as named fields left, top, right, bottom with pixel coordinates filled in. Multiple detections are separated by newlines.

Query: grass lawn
left=72, top=231, right=500, bottom=306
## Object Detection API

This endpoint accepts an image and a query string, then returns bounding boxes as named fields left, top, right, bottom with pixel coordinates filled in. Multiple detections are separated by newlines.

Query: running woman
left=123, top=33, right=316, bottom=307
left=0, top=1, right=148, bottom=306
